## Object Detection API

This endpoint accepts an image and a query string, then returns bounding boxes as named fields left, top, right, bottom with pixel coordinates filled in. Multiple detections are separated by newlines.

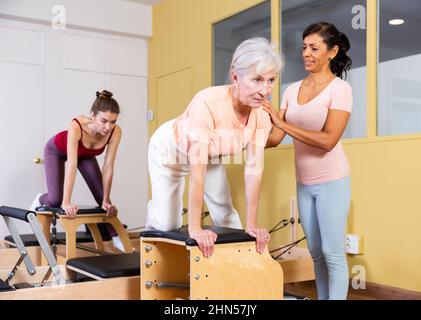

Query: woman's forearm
left=102, top=164, right=114, bottom=203
left=188, top=165, right=207, bottom=232
left=244, top=173, right=263, bottom=229
left=265, top=126, right=286, bottom=148
left=279, top=121, right=333, bottom=151
left=262, top=103, right=337, bottom=151
left=62, top=162, right=77, bottom=204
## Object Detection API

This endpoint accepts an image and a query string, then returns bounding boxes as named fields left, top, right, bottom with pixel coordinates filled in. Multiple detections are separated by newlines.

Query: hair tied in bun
left=97, top=90, right=113, bottom=99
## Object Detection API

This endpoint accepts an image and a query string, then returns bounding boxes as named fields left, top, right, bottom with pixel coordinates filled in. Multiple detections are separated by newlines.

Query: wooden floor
left=284, top=281, right=421, bottom=300
left=285, top=281, right=374, bottom=300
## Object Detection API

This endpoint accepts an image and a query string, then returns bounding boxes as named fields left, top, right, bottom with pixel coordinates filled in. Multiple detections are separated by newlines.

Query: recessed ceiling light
left=389, top=19, right=405, bottom=26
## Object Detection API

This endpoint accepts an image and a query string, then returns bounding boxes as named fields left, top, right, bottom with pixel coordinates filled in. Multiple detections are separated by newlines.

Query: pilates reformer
left=0, top=206, right=65, bottom=292
left=0, top=205, right=140, bottom=299
left=1, top=206, right=201, bottom=277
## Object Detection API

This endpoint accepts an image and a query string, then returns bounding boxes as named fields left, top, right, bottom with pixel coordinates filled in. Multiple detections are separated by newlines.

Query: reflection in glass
left=378, top=0, right=421, bottom=136
left=281, top=0, right=367, bottom=142
left=213, top=1, right=271, bottom=86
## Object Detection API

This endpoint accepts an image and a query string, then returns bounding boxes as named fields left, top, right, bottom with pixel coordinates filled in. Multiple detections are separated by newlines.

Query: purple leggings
left=40, top=138, right=116, bottom=237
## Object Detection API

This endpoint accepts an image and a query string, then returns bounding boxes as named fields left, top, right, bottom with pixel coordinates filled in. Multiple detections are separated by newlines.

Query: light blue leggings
left=297, top=176, right=351, bottom=300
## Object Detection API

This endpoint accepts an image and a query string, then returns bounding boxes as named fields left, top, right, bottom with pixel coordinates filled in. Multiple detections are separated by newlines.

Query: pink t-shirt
left=173, top=85, right=273, bottom=175
left=280, top=77, right=353, bottom=185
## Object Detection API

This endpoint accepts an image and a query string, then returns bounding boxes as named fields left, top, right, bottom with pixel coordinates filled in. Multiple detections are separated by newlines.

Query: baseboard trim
left=358, top=281, right=421, bottom=300
left=284, top=280, right=421, bottom=300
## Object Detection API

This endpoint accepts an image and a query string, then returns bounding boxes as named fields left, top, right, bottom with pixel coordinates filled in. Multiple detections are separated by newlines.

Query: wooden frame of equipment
left=0, top=265, right=140, bottom=299
left=140, top=236, right=284, bottom=300
left=35, top=209, right=133, bottom=262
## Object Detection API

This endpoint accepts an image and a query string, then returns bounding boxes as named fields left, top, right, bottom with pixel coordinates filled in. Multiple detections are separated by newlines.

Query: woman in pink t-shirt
left=263, top=22, right=353, bottom=300
left=147, top=38, right=283, bottom=258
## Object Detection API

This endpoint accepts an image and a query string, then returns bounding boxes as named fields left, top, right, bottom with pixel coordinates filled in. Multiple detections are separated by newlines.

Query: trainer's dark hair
left=303, top=22, right=352, bottom=79
left=91, top=90, right=120, bottom=115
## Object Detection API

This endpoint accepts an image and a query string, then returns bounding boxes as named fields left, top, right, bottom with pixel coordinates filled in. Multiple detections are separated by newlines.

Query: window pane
left=378, top=0, right=421, bottom=136
left=213, top=1, right=271, bottom=86
left=281, top=0, right=367, bottom=143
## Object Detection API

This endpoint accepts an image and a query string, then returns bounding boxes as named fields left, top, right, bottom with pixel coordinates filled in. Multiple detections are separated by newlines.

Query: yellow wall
left=148, top=0, right=421, bottom=292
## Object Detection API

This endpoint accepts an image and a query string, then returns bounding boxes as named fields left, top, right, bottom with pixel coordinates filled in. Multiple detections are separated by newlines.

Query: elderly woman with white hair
left=146, top=37, right=283, bottom=258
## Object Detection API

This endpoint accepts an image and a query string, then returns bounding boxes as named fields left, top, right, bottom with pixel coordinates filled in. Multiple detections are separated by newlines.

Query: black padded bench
left=0, top=279, right=14, bottom=292
left=36, top=205, right=108, bottom=215
left=66, top=252, right=140, bottom=280
left=140, top=225, right=255, bottom=245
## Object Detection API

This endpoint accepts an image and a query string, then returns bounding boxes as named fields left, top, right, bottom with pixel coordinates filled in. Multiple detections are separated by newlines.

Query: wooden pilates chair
left=140, top=226, right=284, bottom=300
left=34, top=206, right=133, bottom=262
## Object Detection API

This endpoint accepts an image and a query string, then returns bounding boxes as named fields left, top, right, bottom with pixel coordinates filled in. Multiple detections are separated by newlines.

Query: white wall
left=59, top=29, right=149, bottom=231
left=0, top=0, right=152, bottom=37
left=0, top=0, right=151, bottom=239
left=0, top=20, right=47, bottom=237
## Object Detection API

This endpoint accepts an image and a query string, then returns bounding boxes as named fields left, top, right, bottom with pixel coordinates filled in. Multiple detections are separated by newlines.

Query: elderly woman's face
left=234, top=70, right=277, bottom=108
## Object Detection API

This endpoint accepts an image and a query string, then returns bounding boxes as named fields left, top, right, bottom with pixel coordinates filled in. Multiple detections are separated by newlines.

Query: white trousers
left=146, top=119, right=243, bottom=231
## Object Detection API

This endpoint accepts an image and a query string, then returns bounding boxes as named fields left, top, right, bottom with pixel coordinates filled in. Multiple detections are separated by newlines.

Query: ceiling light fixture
left=389, top=19, right=405, bottom=26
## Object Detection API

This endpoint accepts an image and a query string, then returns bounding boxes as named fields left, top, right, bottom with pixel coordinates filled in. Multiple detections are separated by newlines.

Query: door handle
left=34, top=157, right=44, bottom=164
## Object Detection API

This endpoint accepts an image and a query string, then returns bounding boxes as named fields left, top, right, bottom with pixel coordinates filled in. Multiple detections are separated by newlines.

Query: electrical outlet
left=345, top=234, right=364, bottom=255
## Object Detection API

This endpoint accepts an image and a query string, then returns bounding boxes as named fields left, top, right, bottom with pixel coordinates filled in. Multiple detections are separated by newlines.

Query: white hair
left=230, top=37, right=284, bottom=77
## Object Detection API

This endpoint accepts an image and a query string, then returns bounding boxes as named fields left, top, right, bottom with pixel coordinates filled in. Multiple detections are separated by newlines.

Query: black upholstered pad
left=140, top=226, right=255, bottom=246
left=4, top=231, right=111, bottom=246
left=0, top=206, right=32, bottom=222
left=67, top=252, right=140, bottom=278
left=0, top=279, right=14, bottom=292
left=35, top=205, right=107, bottom=215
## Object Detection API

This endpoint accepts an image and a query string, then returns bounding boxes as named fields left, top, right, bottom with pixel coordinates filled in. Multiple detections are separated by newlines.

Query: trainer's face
left=302, top=33, right=338, bottom=73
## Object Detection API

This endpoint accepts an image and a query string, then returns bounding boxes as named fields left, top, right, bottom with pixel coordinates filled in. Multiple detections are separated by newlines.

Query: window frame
left=212, top=0, right=421, bottom=148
